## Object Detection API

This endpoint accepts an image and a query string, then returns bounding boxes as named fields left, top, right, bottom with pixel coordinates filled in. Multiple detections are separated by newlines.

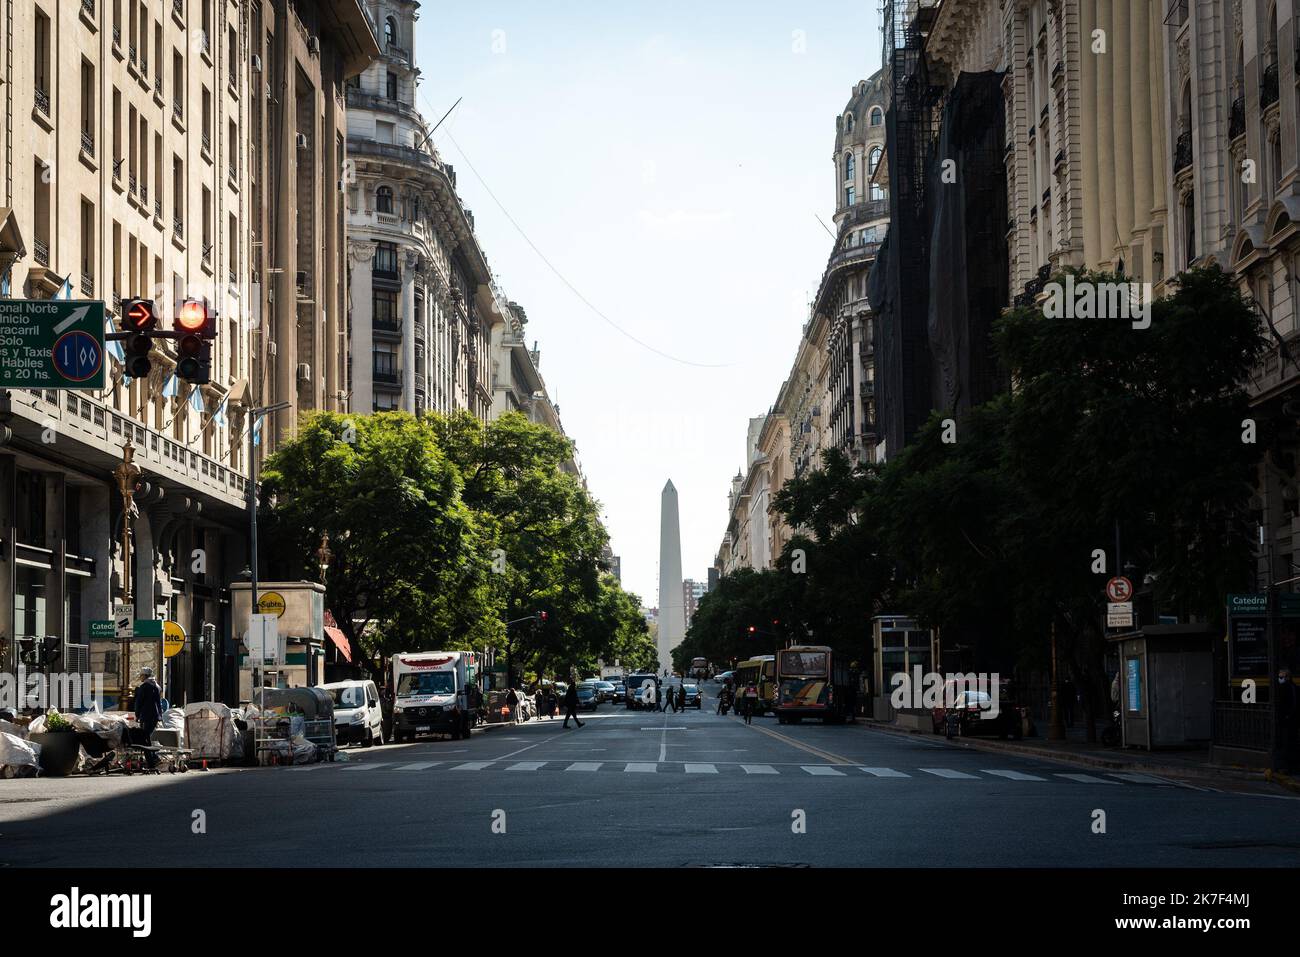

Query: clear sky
left=414, top=1, right=885, bottom=605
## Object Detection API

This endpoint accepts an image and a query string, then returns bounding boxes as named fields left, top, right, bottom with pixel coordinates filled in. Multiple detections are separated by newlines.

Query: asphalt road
left=3, top=681, right=1299, bottom=867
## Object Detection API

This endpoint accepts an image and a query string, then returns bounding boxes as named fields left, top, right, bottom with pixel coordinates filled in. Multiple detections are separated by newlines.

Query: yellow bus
left=734, top=655, right=776, bottom=714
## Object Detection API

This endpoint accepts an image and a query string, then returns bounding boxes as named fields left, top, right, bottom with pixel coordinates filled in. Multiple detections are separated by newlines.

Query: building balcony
left=386, top=42, right=409, bottom=62
left=34, top=87, right=49, bottom=117
left=1173, top=129, right=1193, bottom=173
left=372, top=367, right=400, bottom=386
left=1260, top=62, right=1279, bottom=110
left=344, top=87, right=425, bottom=126
left=33, top=237, right=49, bottom=267
left=172, top=0, right=183, bottom=20
left=372, top=316, right=401, bottom=337
left=81, top=0, right=95, bottom=17
left=1229, top=96, right=1245, bottom=140
left=346, top=136, right=443, bottom=179
left=80, top=273, right=94, bottom=298
left=173, top=217, right=184, bottom=238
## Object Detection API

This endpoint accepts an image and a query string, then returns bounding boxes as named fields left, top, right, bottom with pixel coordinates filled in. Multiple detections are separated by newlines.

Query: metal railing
left=1173, top=128, right=1193, bottom=173
left=154, top=198, right=162, bottom=220
left=173, top=99, right=183, bottom=121
left=80, top=273, right=94, bottom=297
left=372, top=366, right=400, bottom=385
left=173, top=0, right=183, bottom=20
left=155, top=75, right=163, bottom=97
left=33, top=238, right=50, bottom=267
left=129, top=173, right=137, bottom=194
left=128, top=44, right=137, bottom=66
left=1229, top=96, right=1245, bottom=139
left=80, top=130, right=95, bottom=157
left=201, top=131, right=211, bottom=154
left=1213, top=700, right=1272, bottom=751
left=1260, top=61, right=1279, bottom=109
left=173, top=217, right=184, bottom=238
left=139, top=183, right=148, bottom=205
left=81, top=0, right=94, bottom=17
left=34, top=88, right=50, bottom=117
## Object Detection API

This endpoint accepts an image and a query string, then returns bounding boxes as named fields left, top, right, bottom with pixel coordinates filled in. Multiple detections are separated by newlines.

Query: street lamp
left=315, top=531, right=332, bottom=583
left=245, top=401, right=290, bottom=620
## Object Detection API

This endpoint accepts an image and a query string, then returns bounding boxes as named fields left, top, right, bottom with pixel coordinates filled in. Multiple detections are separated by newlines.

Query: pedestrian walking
left=664, top=682, right=678, bottom=713
left=677, top=684, right=686, bottom=711
left=534, top=687, right=546, bottom=721
left=562, top=680, right=584, bottom=729
left=742, top=682, right=758, bottom=724
left=133, top=667, right=163, bottom=768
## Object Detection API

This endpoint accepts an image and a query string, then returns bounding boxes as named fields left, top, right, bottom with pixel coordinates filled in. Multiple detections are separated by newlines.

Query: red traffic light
left=747, top=625, right=756, bottom=634
left=176, top=298, right=215, bottom=337
left=121, top=298, right=157, bottom=333
left=537, top=611, right=549, bottom=623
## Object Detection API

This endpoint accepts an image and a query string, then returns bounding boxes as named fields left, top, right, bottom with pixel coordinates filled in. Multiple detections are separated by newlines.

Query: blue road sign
left=52, top=330, right=104, bottom=382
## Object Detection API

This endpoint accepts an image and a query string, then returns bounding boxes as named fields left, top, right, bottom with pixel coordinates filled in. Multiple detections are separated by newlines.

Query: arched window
left=869, top=107, right=884, bottom=126
left=385, top=16, right=398, bottom=49
left=871, top=183, right=885, bottom=202
left=844, top=152, right=855, bottom=182
left=376, top=185, right=394, bottom=214
left=869, top=146, right=882, bottom=174
left=844, top=113, right=855, bottom=132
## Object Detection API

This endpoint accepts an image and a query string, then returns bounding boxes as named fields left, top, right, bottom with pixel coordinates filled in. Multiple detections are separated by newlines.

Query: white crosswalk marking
left=450, top=761, right=494, bottom=771
left=802, top=765, right=846, bottom=776
left=1055, top=773, right=1121, bottom=784
left=504, top=761, right=547, bottom=771
left=684, top=763, right=718, bottom=774
left=860, top=767, right=911, bottom=777
left=983, top=769, right=1045, bottom=781
left=741, top=764, right=778, bottom=775
left=340, top=763, right=394, bottom=771
left=919, top=768, right=980, bottom=779
left=624, top=762, right=657, bottom=773
left=1107, top=772, right=1175, bottom=785
left=565, top=762, right=602, bottom=772
left=393, top=762, right=441, bottom=771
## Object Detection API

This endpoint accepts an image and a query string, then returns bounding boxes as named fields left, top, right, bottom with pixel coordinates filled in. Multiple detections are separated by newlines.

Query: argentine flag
left=162, top=373, right=179, bottom=398
left=106, top=317, right=125, bottom=362
left=59, top=278, right=72, bottom=299
left=188, top=386, right=204, bottom=413
left=1, top=270, right=9, bottom=296
left=253, top=413, right=264, bottom=447
left=213, top=396, right=228, bottom=428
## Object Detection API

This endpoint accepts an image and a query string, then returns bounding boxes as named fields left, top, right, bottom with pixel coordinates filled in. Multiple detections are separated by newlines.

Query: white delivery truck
left=391, top=651, right=482, bottom=742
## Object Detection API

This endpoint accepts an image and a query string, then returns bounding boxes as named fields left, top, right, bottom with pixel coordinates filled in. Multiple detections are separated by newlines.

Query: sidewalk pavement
left=860, top=718, right=1300, bottom=792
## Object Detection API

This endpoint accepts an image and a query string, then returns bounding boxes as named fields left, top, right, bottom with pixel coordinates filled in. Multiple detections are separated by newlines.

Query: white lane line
left=1056, top=773, right=1121, bottom=784
left=1107, top=772, right=1176, bottom=785
left=919, top=768, right=980, bottom=779
left=983, top=769, right=1046, bottom=781
left=392, top=762, right=441, bottom=771
left=340, top=763, right=395, bottom=771
left=504, top=761, right=547, bottom=771
left=450, top=761, right=494, bottom=771
left=860, top=767, right=911, bottom=777
left=802, top=765, right=846, bottom=776
left=741, top=764, right=778, bottom=775
left=286, top=764, right=331, bottom=771
left=624, top=762, right=657, bottom=773
left=685, top=763, right=718, bottom=774
left=565, top=761, right=602, bottom=772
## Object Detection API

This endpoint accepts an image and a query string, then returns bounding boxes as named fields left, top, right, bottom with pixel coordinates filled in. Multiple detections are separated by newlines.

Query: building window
left=845, top=186, right=855, bottom=206
left=871, top=183, right=885, bottom=202
left=81, top=61, right=96, bottom=152
left=844, top=112, right=854, bottom=132
left=869, top=106, right=883, bottom=126
left=373, top=290, right=398, bottom=329
left=385, top=16, right=398, bottom=48
left=374, top=241, right=398, bottom=276
left=386, top=71, right=398, bottom=101
left=376, top=186, right=394, bottom=214
left=844, top=152, right=855, bottom=182
left=869, top=146, right=882, bottom=175
left=35, top=9, right=51, bottom=113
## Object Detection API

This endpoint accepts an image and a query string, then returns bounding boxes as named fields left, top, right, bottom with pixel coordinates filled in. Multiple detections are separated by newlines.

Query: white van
left=319, top=679, right=384, bottom=747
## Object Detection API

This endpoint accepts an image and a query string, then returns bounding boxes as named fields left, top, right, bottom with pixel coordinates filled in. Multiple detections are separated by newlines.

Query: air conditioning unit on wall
left=296, top=133, right=309, bottom=150
left=297, top=363, right=311, bottom=383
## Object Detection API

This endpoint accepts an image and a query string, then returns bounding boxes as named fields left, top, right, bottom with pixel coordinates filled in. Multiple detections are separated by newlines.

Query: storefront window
left=14, top=565, right=50, bottom=638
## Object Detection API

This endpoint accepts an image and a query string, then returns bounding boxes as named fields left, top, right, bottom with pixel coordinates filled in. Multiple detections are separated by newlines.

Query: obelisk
left=657, top=480, right=686, bottom=675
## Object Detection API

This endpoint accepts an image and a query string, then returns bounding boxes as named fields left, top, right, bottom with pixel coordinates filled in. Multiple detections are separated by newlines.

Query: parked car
left=943, top=690, right=1023, bottom=740
left=716, top=671, right=735, bottom=685
left=682, top=684, right=703, bottom=708
left=611, top=682, right=626, bottom=700
left=576, top=682, right=601, bottom=712
left=932, top=678, right=1021, bottom=734
left=595, top=680, right=618, bottom=703
left=319, top=679, right=385, bottom=747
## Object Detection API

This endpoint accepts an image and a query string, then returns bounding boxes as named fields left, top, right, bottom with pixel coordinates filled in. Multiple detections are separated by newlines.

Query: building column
left=1080, top=0, right=1102, bottom=267
left=1147, top=0, right=1169, bottom=283
left=1095, top=0, right=1118, bottom=269
left=1110, top=0, right=1134, bottom=265
left=1128, top=0, right=1153, bottom=258
left=851, top=314, right=865, bottom=461
left=400, top=249, right=417, bottom=412
left=348, top=243, right=375, bottom=414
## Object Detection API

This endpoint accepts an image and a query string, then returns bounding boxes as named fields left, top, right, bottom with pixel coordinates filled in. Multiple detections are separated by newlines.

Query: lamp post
left=245, top=402, right=288, bottom=722
left=112, top=443, right=141, bottom=707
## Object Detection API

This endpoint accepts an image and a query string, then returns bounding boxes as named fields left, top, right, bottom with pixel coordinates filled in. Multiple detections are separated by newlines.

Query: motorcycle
left=1101, top=708, right=1122, bottom=746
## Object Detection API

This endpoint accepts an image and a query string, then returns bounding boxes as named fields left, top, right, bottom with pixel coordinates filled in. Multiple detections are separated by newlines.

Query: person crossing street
left=562, top=679, right=584, bottom=729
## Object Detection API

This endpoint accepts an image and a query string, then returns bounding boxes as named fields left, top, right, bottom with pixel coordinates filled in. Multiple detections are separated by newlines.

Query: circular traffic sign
left=1105, top=576, right=1134, bottom=603
left=52, top=330, right=103, bottom=382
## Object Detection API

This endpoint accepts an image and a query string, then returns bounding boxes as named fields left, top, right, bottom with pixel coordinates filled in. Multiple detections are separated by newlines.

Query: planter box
left=29, top=731, right=81, bottom=776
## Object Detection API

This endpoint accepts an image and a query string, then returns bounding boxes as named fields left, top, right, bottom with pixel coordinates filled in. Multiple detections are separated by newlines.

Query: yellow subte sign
left=163, top=620, right=186, bottom=659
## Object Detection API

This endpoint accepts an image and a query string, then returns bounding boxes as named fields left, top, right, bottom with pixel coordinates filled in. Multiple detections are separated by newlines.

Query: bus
left=775, top=645, right=855, bottom=724
left=734, top=655, right=776, bottom=714
left=689, top=657, right=709, bottom=679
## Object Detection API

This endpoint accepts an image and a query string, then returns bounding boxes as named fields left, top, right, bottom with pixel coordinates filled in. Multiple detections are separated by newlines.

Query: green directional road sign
left=0, top=299, right=106, bottom=389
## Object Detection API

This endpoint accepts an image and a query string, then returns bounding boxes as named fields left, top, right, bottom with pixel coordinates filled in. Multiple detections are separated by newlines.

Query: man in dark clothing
left=1278, top=668, right=1298, bottom=772
left=562, top=681, right=584, bottom=728
left=133, top=667, right=163, bottom=768
left=677, top=684, right=686, bottom=711
left=664, top=682, right=678, bottom=714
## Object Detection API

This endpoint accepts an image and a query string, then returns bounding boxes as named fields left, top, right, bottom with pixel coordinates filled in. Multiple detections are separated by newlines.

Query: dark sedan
left=682, top=684, right=703, bottom=709
left=944, top=690, right=1023, bottom=740
left=576, top=682, right=601, bottom=711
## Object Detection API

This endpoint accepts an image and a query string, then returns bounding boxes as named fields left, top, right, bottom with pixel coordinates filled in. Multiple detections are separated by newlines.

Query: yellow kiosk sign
left=163, top=620, right=186, bottom=659
left=256, top=592, right=287, bottom=618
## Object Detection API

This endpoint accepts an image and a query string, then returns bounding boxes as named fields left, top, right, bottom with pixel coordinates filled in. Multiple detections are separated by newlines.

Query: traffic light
left=120, top=298, right=157, bottom=378
left=747, top=625, right=756, bottom=636
left=175, top=299, right=215, bottom=384
left=537, top=611, right=549, bottom=624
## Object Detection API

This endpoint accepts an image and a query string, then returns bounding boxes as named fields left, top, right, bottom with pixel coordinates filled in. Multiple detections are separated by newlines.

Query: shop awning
left=324, top=625, right=352, bottom=663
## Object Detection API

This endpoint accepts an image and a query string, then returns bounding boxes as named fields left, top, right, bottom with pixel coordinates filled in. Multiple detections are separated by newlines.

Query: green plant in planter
left=45, top=709, right=73, bottom=732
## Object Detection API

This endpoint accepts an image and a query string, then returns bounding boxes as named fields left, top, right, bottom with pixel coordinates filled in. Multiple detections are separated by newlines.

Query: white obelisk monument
left=657, top=480, right=686, bottom=675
